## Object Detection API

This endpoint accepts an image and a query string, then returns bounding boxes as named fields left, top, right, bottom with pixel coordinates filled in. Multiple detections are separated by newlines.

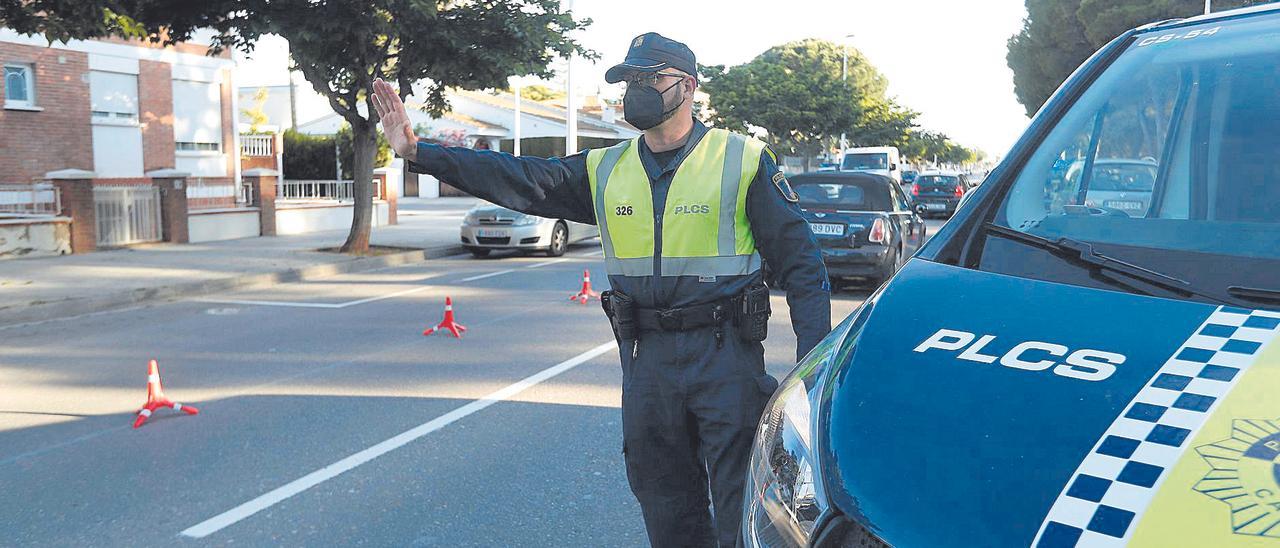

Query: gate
left=94, top=185, right=163, bottom=246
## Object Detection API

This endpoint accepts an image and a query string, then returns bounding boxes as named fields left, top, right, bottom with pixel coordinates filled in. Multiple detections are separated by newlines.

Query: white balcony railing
left=240, top=134, right=274, bottom=157
left=0, top=183, right=61, bottom=217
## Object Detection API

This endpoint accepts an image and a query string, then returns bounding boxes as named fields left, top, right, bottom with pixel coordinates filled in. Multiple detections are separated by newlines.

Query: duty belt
left=634, top=297, right=738, bottom=332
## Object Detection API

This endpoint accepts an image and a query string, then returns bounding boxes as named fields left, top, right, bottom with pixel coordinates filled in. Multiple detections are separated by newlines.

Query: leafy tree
left=1007, top=0, right=1271, bottom=117
left=241, top=87, right=270, bottom=134
left=3, top=0, right=588, bottom=253
left=519, top=84, right=565, bottom=102
left=702, top=39, right=912, bottom=171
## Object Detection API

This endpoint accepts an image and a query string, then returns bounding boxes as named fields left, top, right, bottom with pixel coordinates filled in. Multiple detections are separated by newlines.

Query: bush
left=282, top=128, right=337, bottom=179
left=282, top=125, right=392, bottom=180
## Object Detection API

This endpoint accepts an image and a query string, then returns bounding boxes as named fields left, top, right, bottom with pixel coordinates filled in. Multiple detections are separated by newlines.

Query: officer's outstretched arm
left=746, top=152, right=833, bottom=361
left=371, top=78, right=594, bottom=224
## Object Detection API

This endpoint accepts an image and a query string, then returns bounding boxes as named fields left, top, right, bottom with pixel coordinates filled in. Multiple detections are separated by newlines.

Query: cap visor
left=604, top=59, right=670, bottom=83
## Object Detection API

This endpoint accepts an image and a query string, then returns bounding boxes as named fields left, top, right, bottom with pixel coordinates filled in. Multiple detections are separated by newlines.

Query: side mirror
left=890, top=163, right=898, bottom=171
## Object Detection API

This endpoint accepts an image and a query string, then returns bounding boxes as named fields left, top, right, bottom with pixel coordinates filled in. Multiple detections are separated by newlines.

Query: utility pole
left=513, top=77, right=522, bottom=156
left=1204, top=0, right=1211, bottom=14
left=564, top=0, right=578, bottom=155
left=839, top=33, right=854, bottom=155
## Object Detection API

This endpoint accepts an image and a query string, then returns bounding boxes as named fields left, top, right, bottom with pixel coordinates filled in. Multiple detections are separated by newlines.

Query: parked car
left=909, top=170, right=971, bottom=218
left=1063, top=158, right=1159, bottom=216
left=743, top=6, right=1280, bottom=548
left=896, top=167, right=916, bottom=186
left=789, top=171, right=926, bottom=289
left=459, top=205, right=597, bottom=257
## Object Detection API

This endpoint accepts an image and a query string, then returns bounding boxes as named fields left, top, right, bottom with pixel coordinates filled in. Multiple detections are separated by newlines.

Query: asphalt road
left=0, top=237, right=893, bottom=546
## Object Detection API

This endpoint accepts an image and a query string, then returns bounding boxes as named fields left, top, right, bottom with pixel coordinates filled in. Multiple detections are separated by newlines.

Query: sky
left=237, top=0, right=1032, bottom=160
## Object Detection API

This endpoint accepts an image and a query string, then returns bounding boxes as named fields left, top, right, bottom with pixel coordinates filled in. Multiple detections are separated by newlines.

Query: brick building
left=0, top=29, right=239, bottom=195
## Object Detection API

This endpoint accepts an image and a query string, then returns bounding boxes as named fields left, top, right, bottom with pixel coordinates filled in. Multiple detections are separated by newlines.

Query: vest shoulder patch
left=772, top=171, right=799, bottom=203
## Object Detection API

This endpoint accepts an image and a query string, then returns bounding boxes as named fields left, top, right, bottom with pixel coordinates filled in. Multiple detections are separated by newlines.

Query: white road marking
left=524, top=258, right=569, bottom=269
left=457, top=269, right=516, bottom=282
left=192, top=298, right=344, bottom=309
left=178, top=340, right=618, bottom=539
left=582, top=249, right=605, bottom=256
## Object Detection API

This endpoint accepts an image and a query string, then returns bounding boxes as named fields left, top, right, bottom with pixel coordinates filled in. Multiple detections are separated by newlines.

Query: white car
left=460, top=205, right=598, bottom=258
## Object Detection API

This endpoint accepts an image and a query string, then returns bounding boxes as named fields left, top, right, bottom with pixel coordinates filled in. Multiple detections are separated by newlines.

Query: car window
left=793, top=181, right=891, bottom=210
left=841, top=153, right=888, bottom=171
left=890, top=184, right=911, bottom=211
left=916, top=175, right=959, bottom=189
left=984, top=14, right=1280, bottom=301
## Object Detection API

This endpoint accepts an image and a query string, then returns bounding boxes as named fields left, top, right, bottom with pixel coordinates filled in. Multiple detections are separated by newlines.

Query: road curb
left=0, top=244, right=465, bottom=329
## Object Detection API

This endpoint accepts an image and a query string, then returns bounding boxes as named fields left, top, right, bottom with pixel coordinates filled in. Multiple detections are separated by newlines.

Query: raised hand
left=371, top=78, right=418, bottom=159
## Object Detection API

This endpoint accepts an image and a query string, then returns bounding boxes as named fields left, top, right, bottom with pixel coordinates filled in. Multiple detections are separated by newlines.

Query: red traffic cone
left=133, top=359, right=199, bottom=429
left=423, top=297, right=467, bottom=338
left=570, top=269, right=600, bottom=305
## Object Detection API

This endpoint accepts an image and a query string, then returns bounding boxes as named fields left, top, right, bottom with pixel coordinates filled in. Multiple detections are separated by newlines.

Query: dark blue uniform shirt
left=408, top=120, right=832, bottom=359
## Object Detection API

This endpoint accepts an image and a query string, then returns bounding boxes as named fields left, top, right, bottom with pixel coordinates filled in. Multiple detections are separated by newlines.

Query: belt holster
left=601, top=289, right=637, bottom=341
left=736, top=282, right=771, bottom=343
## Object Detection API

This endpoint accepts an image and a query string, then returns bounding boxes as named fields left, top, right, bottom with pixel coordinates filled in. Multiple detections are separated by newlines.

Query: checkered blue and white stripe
left=1033, top=306, right=1280, bottom=547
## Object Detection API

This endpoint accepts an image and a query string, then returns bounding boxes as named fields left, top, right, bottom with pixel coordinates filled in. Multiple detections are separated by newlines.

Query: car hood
left=469, top=205, right=520, bottom=217
left=818, top=259, right=1280, bottom=547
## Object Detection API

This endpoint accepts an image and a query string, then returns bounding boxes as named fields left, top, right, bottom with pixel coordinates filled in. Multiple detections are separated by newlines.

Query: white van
left=839, top=146, right=903, bottom=184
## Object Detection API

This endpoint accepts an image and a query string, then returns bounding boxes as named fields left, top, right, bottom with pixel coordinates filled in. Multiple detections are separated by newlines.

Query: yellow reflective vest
left=586, top=128, right=767, bottom=277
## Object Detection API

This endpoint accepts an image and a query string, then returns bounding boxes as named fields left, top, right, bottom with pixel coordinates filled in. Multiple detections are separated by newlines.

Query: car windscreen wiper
left=1227, top=286, right=1280, bottom=307
left=982, top=223, right=1232, bottom=305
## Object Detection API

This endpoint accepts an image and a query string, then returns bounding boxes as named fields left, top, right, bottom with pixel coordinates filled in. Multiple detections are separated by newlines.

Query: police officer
left=371, top=32, right=830, bottom=547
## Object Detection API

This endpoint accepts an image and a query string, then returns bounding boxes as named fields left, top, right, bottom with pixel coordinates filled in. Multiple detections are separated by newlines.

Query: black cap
left=604, top=32, right=697, bottom=83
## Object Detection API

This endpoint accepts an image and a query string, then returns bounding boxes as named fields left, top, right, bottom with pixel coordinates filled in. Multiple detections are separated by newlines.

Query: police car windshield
left=841, top=153, right=888, bottom=171
left=986, top=13, right=1280, bottom=304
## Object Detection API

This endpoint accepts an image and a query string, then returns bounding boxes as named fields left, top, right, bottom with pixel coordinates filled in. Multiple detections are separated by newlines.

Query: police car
left=743, top=6, right=1280, bottom=547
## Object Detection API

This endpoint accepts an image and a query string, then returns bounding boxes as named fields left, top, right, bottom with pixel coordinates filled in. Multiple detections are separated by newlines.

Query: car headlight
left=511, top=214, right=543, bottom=226
left=744, top=300, right=884, bottom=548
left=463, top=211, right=480, bottom=225
left=743, top=341, right=835, bottom=547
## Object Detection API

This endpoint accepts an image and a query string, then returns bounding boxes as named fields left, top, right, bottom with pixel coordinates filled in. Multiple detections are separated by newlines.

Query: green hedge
left=282, top=125, right=391, bottom=180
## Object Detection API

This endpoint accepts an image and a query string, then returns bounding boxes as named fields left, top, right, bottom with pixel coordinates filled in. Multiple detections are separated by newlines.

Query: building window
left=4, top=64, right=35, bottom=107
left=176, top=142, right=221, bottom=152
left=89, top=70, right=139, bottom=123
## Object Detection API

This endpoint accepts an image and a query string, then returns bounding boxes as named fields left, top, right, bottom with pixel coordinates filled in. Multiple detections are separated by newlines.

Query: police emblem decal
left=772, top=172, right=798, bottom=203
left=633, top=36, right=643, bottom=48
left=1193, top=418, right=1280, bottom=538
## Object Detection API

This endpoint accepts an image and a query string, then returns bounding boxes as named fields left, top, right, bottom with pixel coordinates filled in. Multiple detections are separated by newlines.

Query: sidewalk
left=0, top=197, right=482, bottom=327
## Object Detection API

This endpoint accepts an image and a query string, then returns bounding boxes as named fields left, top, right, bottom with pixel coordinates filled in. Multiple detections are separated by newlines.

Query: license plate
left=809, top=223, right=845, bottom=236
left=476, top=228, right=509, bottom=238
left=1104, top=200, right=1143, bottom=210
left=924, top=203, right=946, bottom=211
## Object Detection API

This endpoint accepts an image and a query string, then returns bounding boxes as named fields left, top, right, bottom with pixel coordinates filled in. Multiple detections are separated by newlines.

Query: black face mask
left=623, top=79, right=685, bottom=130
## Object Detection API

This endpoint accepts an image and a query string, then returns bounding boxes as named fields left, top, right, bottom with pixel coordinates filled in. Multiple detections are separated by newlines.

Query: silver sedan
left=459, top=205, right=599, bottom=258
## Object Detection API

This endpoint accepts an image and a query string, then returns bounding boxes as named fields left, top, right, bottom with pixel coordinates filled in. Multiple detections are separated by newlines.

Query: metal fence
left=94, top=185, right=163, bottom=246
left=0, top=183, right=60, bottom=216
left=240, top=134, right=274, bottom=157
left=186, top=178, right=243, bottom=210
left=278, top=179, right=382, bottom=202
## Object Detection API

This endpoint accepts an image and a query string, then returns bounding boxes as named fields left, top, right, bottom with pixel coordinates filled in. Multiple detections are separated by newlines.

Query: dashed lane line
left=178, top=340, right=617, bottom=539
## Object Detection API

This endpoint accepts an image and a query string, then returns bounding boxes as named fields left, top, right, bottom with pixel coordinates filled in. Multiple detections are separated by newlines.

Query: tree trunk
left=340, top=121, right=378, bottom=254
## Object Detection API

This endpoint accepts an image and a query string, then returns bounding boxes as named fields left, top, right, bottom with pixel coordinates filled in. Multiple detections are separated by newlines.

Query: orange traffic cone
left=570, top=269, right=600, bottom=305
left=423, top=297, right=467, bottom=338
left=133, top=359, right=199, bottom=429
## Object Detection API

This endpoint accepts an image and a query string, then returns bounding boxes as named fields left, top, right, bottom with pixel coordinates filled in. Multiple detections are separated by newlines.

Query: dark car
left=791, top=172, right=926, bottom=289
left=900, top=169, right=918, bottom=187
left=743, top=6, right=1280, bottom=548
left=909, top=171, right=972, bottom=218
